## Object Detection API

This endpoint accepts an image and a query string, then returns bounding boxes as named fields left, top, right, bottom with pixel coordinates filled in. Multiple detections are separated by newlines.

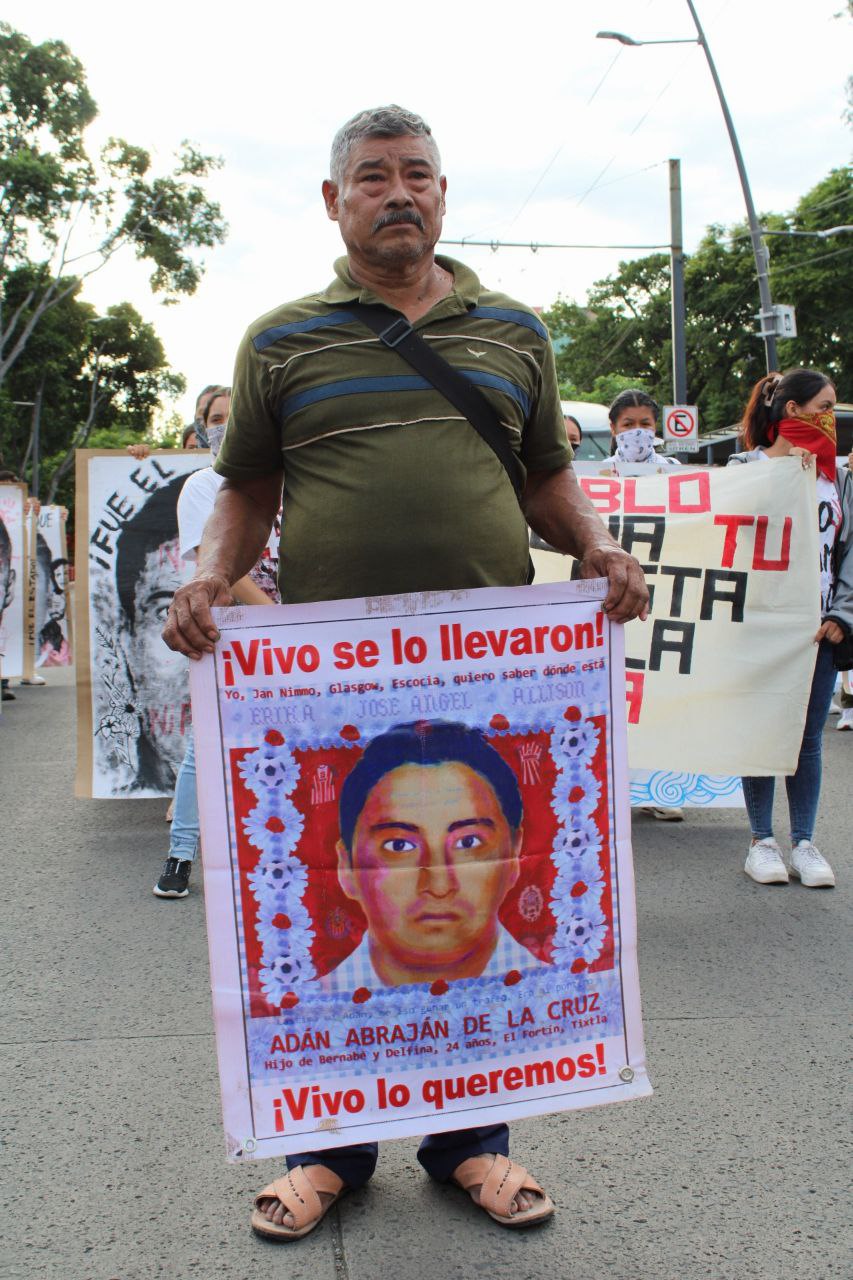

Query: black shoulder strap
left=346, top=302, right=526, bottom=499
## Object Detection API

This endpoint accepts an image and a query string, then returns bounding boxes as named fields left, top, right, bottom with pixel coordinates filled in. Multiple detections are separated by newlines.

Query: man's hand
left=524, top=466, right=649, bottom=624
left=162, top=573, right=233, bottom=659
left=579, top=545, right=650, bottom=624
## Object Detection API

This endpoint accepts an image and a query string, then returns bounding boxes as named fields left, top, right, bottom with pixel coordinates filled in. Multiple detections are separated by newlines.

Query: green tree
left=0, top=266, right=184, bottom=505
left=0, top=22, right=227, bottom=387
left=543, top=165, right=852, bottom=431
left=766, top=167, right=853, bottom=383
left=42, top=300, right=184, bottom=504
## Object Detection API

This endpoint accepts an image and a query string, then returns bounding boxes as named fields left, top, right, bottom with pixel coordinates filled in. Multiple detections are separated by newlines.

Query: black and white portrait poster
left=0, top=481, right=27, bottom=682
left=26, top=505, right=73, bottom=671
left=74, top=449, right=209, bottom=797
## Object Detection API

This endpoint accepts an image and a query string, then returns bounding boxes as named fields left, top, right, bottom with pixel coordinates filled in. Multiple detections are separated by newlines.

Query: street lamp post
left=598, top=0, right=779, bottom=372
left=668, top=158, right=688, bottom=404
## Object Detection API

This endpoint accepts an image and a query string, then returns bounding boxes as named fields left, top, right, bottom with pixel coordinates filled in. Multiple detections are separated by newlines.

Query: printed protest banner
left=0, top=482, right=27, bottom=681
left=569, top=462, right=742, bottom=807
left=532, top=459, right=820, bottom=776
left=629, top=768, right=743, bottom=810
left=74, top=449, right=209, bottom=797
left=191, top=579, right=650, bottom=1162
left=25, top=505, right=73, bottom=672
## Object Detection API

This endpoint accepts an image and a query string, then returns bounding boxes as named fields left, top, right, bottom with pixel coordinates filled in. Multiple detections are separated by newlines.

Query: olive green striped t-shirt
left=214, top=255, right=571, bottom=604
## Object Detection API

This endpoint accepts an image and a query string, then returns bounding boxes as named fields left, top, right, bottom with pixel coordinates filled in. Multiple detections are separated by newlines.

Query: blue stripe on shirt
left=468, top=306, right=549, bottom=341
left=254, top=305, right=549, bottom=352
left=253, top=310, right=358, bottom=351
left=280, top=370, right=531, bottom=420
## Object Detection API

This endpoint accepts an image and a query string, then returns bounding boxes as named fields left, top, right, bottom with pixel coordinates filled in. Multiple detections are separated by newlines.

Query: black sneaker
left=1, top=684, right=15, bottom=702
left=153, top=857, right=192, bottom=898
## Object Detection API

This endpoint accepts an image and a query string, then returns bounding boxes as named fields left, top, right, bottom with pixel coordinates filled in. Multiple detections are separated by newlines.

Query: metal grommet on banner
left=619, top=1066, right=635, bottom=1083
left=243, top=1137, right=258, bottom=1153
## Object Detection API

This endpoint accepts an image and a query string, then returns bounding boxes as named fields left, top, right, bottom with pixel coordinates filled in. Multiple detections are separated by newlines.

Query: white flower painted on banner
left=238, top=743, right=300, bottom=795
left=256, top=901, right=315, bottom=956
left=551, top=869, right=605, bottom=925
left=242, top=798, right=304, bottom=854
left=551, top=773, right=602, bottom=821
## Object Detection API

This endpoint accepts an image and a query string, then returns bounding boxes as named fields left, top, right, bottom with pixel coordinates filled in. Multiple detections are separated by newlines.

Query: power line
left=585, top=159, right=668, bottom=193
left=439, top=238, right=670, bottom=252
left=502, top=0, right=664, bottom=233
left=769, top=243, right=853, bottom=277
left=575, top=33, right=702, bottom=207
left=503, top=47, right=627, bottom=232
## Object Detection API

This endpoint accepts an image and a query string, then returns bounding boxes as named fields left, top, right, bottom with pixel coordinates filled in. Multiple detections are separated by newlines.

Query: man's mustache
left=372, top=210, right=425, bottom=233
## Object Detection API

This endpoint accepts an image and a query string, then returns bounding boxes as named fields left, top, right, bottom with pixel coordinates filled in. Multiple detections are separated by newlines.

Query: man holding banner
left=164, top=104, right=648, bottom=1240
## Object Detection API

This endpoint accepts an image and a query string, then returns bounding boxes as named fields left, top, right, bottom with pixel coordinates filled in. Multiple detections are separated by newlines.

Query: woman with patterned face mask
left=608, top=389, right=684, bottom=822
left=608, top=389, right=681, bottom=470
left=728, top=367, right=853, bottom=889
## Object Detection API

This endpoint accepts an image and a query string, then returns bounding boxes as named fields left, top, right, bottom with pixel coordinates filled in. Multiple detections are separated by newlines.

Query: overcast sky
left=6, top=0, right=852, bottom=421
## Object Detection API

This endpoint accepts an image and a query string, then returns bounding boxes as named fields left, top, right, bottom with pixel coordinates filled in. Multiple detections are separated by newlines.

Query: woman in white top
left=728, top=368, right=852, bottom=889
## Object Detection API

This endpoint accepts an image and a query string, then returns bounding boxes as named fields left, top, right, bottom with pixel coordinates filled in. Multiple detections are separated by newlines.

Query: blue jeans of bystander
left=168, top=733, right=199, bottom=862
left=741, top=639, right=838, bottom=845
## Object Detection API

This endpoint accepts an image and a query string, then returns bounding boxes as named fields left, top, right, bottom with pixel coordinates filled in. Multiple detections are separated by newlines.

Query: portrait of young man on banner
left=328, top=720, right=535, bottom=990
left=76, top=452, right=209, bottom=797
left=0, top=514, right=15, bottom=629
left=33, top=507, right=72, bottom=667
left=238, top=713, right=612, bottom=1010
left=0, top=482, right=27, bottom=681
left=192, top=581, right=648, bottom=1163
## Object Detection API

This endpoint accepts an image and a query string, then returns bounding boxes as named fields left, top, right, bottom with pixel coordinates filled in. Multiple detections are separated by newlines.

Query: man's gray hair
left=329, top=105, right=441, bottom=185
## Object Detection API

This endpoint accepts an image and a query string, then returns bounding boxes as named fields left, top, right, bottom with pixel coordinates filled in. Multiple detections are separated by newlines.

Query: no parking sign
left=663, top=404, right=699, bottom=453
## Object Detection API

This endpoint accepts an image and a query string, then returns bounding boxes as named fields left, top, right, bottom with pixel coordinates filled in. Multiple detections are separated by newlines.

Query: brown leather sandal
left=451, top=1153, right=555, bottom=1227
left=251, top=1164, right=347, bottom=1242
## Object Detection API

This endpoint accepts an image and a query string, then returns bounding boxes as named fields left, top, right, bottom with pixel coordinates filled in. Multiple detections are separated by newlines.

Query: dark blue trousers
left=286, top=1123, right=510, bottom=1190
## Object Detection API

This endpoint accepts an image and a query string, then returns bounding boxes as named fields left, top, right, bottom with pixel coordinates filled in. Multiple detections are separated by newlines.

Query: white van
left=560, top=400, right=611, bottom=462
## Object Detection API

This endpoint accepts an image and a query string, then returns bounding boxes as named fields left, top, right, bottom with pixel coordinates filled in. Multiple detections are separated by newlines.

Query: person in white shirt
left=153, top=387, right=280, bottom=898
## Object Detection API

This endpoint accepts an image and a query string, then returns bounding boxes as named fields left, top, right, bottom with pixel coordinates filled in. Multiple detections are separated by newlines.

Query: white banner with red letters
left=533, top=459, right=820, bottom=776
left=190, top=580, right=650, bottom=1162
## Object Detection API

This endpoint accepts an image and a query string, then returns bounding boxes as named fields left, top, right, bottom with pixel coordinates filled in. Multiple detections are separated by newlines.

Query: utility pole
left=683, top=0, right=777, bottom=371
left=669, top=159, right=687, bottom=403
left=31, top=378, right=45, bottom=500
left=599, top=2, right=780, bottom=372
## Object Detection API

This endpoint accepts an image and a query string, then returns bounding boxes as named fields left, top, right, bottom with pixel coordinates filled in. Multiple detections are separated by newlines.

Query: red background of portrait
left=230, top=716, right=613, bottom=1018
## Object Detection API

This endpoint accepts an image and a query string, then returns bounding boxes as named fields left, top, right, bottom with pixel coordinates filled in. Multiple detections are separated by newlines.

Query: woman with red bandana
left=728, top=367, right=852, bottom=889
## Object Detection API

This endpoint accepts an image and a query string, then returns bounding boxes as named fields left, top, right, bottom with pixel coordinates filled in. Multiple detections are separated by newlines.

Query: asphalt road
left=1, top=667, right=850, bottom=1280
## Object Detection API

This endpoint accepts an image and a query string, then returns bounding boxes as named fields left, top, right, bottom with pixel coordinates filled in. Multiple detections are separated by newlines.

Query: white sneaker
left=836, top=708, right=853, bottom=731
left=744, top=838, right=789, bottom=884
left=828, top=698, right=842, bottom=715
left=789, top=841, right=835, bottom=888
left=641, top=805, right=684, bottom=822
